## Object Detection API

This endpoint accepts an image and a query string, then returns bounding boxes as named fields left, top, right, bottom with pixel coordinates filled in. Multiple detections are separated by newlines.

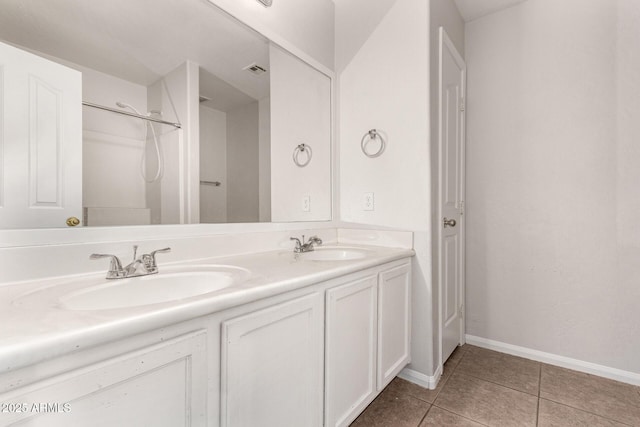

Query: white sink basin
left=14, top=265, right=250, bottom=311
left=297, top=247, right=371, bottom=261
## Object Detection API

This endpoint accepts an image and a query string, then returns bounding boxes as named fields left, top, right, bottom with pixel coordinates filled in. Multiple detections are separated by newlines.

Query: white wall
left=270, top=44, right=332, bottom=222
left=334, top=0, right=396, bottom=74
left=204, top=0, right=335, bottom=71
left=337, top=0, right=432, bottom=374
left=227, top=102, right=260, bottom=223
left=200, top=106, right=228, bottom=223
left=466, top=0, right=640, bottom=374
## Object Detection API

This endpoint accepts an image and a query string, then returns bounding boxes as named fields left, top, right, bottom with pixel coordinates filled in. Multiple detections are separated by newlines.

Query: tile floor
left=350, top=345, right=640, bottom=426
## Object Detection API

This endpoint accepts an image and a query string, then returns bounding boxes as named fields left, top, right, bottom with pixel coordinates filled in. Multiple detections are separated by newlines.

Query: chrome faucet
left=290, top=235, right=323, bottom=253
left=90, top=245, right=171, bottom=279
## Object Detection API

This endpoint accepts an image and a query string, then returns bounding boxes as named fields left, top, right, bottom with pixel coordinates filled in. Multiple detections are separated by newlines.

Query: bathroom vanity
left=0, top=240, right=413, bottom=427
left=0, top=0, right=415, bottom=425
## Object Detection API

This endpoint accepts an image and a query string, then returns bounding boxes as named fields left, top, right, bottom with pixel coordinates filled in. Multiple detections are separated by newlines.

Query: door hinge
left=459, top=304, right=464, bottom=317
left=460, top=200, right=464, bottom=216
left=460, top=99, right=465, bottom=112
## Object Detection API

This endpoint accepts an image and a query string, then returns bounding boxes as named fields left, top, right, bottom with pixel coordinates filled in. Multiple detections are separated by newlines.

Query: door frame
left=437, top=26, right=467, bottom=375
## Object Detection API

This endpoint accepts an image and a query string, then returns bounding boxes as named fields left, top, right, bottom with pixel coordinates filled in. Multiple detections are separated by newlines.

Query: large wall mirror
left=0, top=0, right=332, bottom=229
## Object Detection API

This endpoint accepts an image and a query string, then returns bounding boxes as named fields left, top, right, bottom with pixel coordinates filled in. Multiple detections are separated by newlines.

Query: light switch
left=302, top=195, right=311, bottom=212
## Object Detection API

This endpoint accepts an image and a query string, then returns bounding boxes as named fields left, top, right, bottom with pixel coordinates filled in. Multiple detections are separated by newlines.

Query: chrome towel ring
left=361, top=129, right=385, bottom=158
left=293, top=143, right=312, bottom=167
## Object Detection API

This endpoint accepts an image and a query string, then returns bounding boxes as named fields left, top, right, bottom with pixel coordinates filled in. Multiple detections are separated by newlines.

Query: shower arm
left=82, top=101, right=182, bottom=129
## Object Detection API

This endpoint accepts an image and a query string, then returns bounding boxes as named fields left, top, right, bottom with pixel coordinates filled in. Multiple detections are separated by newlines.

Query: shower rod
left=82, top=101, right=182, bottom=129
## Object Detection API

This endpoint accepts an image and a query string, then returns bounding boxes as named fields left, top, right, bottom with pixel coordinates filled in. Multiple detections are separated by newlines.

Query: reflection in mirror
left=0, top=0, right=331, bottom=229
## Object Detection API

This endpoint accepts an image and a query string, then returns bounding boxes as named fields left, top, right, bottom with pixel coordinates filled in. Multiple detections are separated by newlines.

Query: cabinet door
left=325, top=275, right=377, bottom=427
left=220, top=293, right=323, bottom=427
left=0, top=331, right=208, bottom=426
left=378, top=263, right=412, bottom=390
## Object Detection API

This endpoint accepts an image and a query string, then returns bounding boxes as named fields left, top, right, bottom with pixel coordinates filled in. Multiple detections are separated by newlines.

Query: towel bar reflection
left=82, top=101, right=182, bottom=129
left=293, top=144, right=312, bottom=167
left=361, top=129, right=386, bottom=158
left=200, top=180, right=221, bottom=187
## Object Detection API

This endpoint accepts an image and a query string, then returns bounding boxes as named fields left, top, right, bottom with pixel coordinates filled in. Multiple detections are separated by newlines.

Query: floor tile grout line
left=417, top=403, right=434, bottom=426
left=455, top=348, right=543, bottom=396
left=413, top=371, right=453, bottom=404
left=536, top=363, right=542, bottom=426
left=451, top=370, right=541, bottom=397
left=431, top=346, right=468, bottom=403
left=416, top=346, right=469, bottom=406
left=435, top=372, right=539, bottom=425
left=538, top=364, right=542, bottom=397
left=538, top=397, right=636, bottom=427
left=430, top=404, right=491, bottom=426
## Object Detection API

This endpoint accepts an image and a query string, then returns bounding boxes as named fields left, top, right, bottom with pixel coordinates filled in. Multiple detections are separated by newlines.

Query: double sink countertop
left=0, top=244, right=414, bottom=374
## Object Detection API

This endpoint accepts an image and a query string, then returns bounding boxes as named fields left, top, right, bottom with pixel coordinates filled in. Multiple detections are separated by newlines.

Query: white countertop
left=0, top=244, right=414, bottom=374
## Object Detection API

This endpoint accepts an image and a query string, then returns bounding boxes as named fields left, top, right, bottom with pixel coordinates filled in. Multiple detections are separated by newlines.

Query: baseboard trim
left=465, top=335, right=640, bottom=387
left=398, top=365, right=442, bottom=390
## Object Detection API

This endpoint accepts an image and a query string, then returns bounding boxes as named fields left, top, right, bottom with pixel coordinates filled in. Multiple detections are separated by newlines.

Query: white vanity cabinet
left=0, top=330, right=208, bottom=427
left=0, top=255, right=413, bottom=427
left=324, top=261, right=412, bottom=427
left=220, top=293, right=324, bottom=427
left=218, top=259, right=411, bottom=427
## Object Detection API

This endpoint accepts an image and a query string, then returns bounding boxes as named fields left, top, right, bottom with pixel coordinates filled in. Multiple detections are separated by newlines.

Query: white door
left=438, top=28, right=466, bottom=365
left=0, top=41, right=82, bottom=229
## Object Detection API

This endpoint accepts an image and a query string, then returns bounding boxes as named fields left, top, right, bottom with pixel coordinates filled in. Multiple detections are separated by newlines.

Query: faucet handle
left=307, top=235, right=323, bottom=245
left=90, top=253, right=125, bottom=279
left=145, top=247, right=171, bottom=270
left=150, top=247, right=171, bottom=256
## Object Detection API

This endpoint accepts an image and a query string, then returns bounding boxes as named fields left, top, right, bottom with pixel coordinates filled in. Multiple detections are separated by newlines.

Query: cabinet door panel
left=221, top=293, right=323, bottom=427
left=325, top=275, right=377, bottom=427
left=0, top=331, right=207, bottom=426
left=378, top=263, right=412, bottom=390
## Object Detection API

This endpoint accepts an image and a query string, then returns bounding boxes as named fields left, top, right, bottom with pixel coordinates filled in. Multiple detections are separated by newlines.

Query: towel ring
left=361, top=129, right=385, bottom=158
left=293, top=143, right=312, bottom=167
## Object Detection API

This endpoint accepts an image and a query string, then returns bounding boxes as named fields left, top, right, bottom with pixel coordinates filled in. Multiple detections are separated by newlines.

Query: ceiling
left=454, top=0, right=528, bottom=22
left=0, top=0, right=270, bottom=105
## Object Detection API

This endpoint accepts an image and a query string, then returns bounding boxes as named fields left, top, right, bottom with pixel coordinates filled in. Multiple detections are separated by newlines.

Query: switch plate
left=302, top=195, right=311, bottom=212
left=363, top=192, right=374, bottom=211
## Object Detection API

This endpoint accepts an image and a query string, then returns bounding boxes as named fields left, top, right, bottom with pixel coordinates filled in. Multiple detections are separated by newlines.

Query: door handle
left=66, top=217, right=80, bottom=227
left=443, top=218, right=457, bottom=228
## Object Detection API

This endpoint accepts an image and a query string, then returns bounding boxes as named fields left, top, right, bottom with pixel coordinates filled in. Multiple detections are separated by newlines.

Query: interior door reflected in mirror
left=0, top=0, right=331, bottom=229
